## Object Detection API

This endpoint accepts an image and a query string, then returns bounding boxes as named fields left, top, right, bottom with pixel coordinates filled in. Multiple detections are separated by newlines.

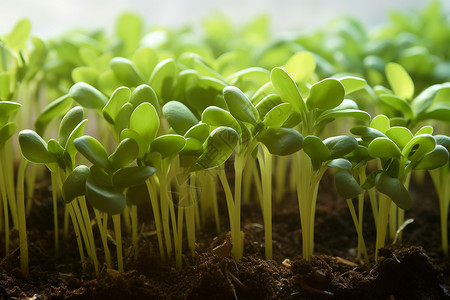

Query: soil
left=1, top=173, right=450, bottom=300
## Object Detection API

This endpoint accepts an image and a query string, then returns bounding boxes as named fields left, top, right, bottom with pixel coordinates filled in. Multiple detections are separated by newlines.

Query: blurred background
left=2, top=0, right=449, bottom=36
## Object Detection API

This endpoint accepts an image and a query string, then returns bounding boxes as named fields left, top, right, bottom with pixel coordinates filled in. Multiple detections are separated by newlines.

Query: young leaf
left=201, top=106, right=240, bottom=134
left=129, top=84, right=160, bottom=112
left=86, top=176, right=126, bottom=215
left=74, top=136, right=110, bottom=169
left=64, top=119, right=88, bottom=160
left=149, top=58, right=177, bottom=102
left=368, top=137, right=402, bottom=158
left=109, top=57, right=144, bottom=87
left=223, top=86, right=259, bottom=125
left=385, top=127, right=413, bottom=150
left=413, top=145, right=449, bottom=170
left=163, top=101, right=198, bottom=135
left=184, top=123, right=210, bottom=143
left=324, top=135, right=358, bottom=159
left=370, top=115, right=390, bottom=134
left=0, top=123, right=16, bottom=146
left=112, top=166, right=156, bottom=189
left=193, top=126, right=238, bottom=170
left=271, top=67, right=306, bottom=116
left=130, top=102, right=159, bottom=148
left=257, top=128, right=303, bottom=156
left=302, top=135, right=330, bottom=162
left=263, top=103, right=292, bottom=127
left=18, top=130, right=57, bottom=163
left=338, top=76, right=367, bottom=94
left=378, top=94, right=413, bottom=119
left=335, top=169, right=362, bottom=199
left=68, top=82, right=108, bottom=110
left=35, top=95, right=72, bottom=136
left=386, top=62, right=414, bottom=100
left=58, top=106, right=84, bottom=148
left=327, top=158, right=352, bottom=169
left=150, top=134, right=186, bottom=159
left=402, top=134, right=436, bottom=163
left=375, top=173, right=412, bottom=210
left=0, top=101, right=22, bottom=126
left=306, top=78, right=345, bottom=111
left=126, top=183, right=151, bottom=206
left=285, top=51, right=316, bottom=83
left=102, top=86, right=131, bottom=124
left=108, top=138, right=139, bottom=171
left=62, top=165, right=90, bottom=203
left=5, top=19, right=31, bottom=50
left=114, top=103, right=134, bottom=134
left=255, top=94, right=283, bottom=117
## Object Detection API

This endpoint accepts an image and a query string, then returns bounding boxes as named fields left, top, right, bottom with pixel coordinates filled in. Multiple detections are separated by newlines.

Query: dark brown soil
left=1, top=173, right=449, bottom=299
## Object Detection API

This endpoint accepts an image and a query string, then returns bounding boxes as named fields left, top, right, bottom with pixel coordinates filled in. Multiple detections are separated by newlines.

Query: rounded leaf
left=74, top=136, right=110, bottom=169
left=335, top=169, right=362, bottom=199
left=201, top=106, right=240, bottom=134
left=270, top=67, right=306, bottom=116
left=130, top=102, right=160, bottom=149
left=402, top=134, right=436, bottom=163
left=58, top=106, right=84, bottom=148
left=108, top=138, right=139, bottom=171
left=263, top=103, right=292, bottom=127
left=385, top=127, right=413, bottom=150
left=370, top=115, right=390, bottom=134
left=257, top=128, right=303, bottom=156
left=86, top=177, right=126, bottom=215
left=151, top=134, right=186, bottom=159
left=386, top=62, right=414, bottom=100
left=129, top=84, right=160, bottom=112
left=324, top=135, right=358, bottom=159
left=68, top=82, right=108, bottom=110
left=339, top=76, right=366, bottom=94
left=35, top=95, right=72, bottom=136
left=102, top=86, right=131, bottom=124
left=302, top=135, right=330, bottom=162
left=112, top=166, right=156, bottom=189
left=184, top=123, right=210, bottom=143
left=375, top=173, right=412, bottom=210
left=194, top=126, right=239, bottom=170
left=285, top=52, right=316, bottom=83
left=109, top=57, right=144, bottom=87
left=306, top=78, right=345, bottom=111
left=368, top=137, right=402, bottom=159
left=62, top=165, right=90, bottom=203
left=19, top=130, right=57, bottom=163
left=163, top=101, right=198, bottom=135
left=223, top=86, right=259, bottom=125
left=413, top=145, right=449, bottom=170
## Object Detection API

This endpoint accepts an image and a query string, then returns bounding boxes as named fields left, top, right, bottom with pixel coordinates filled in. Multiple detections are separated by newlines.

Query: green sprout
left=352, top=115, right=449, bottom=260
left=270, top=59, right=369, bottom=260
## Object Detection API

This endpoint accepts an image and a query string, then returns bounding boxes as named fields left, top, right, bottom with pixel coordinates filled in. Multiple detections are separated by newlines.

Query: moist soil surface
left=1, top=173, right=450, bottom=299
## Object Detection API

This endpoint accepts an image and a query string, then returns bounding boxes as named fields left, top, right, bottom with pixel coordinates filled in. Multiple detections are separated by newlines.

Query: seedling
left=352, top=115, right=449, bottom=260
left=271, top=59, right=369, bottom=260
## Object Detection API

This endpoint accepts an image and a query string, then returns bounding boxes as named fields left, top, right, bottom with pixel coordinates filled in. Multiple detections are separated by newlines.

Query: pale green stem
left=94, top=208, right=112, bottom=268
left=16, top=159, right=29, bottom=275
left=375, top=193, right=391, bottom=261
left=146, top=178, right=165, bottom=261
left=123, top=205, right=131, bottom=236
left=232, top=156, right=245, bottom=260
left=257, top=147, right=273, bottom=260
left=130, top=205, right=139, bottom=261
left=0, top=159, right=10, bottom=255
left=71, top=199, right=93, bottom=259
left=159, top=173, right=173, bottom=259
left=187, top=174, right=197, bottom=256
left=50, top=171, right=60, bottom=253
left=67, top=203, right=85, bottom=270
left=78, top=197, right=99, bottom=276
left=112, top=214, right=123, bottom=272
left=346, top=198, right=369, bottom=265
left=275, top=155, right=288, bottom=203
left=1, top=147, right=18, bottom=228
